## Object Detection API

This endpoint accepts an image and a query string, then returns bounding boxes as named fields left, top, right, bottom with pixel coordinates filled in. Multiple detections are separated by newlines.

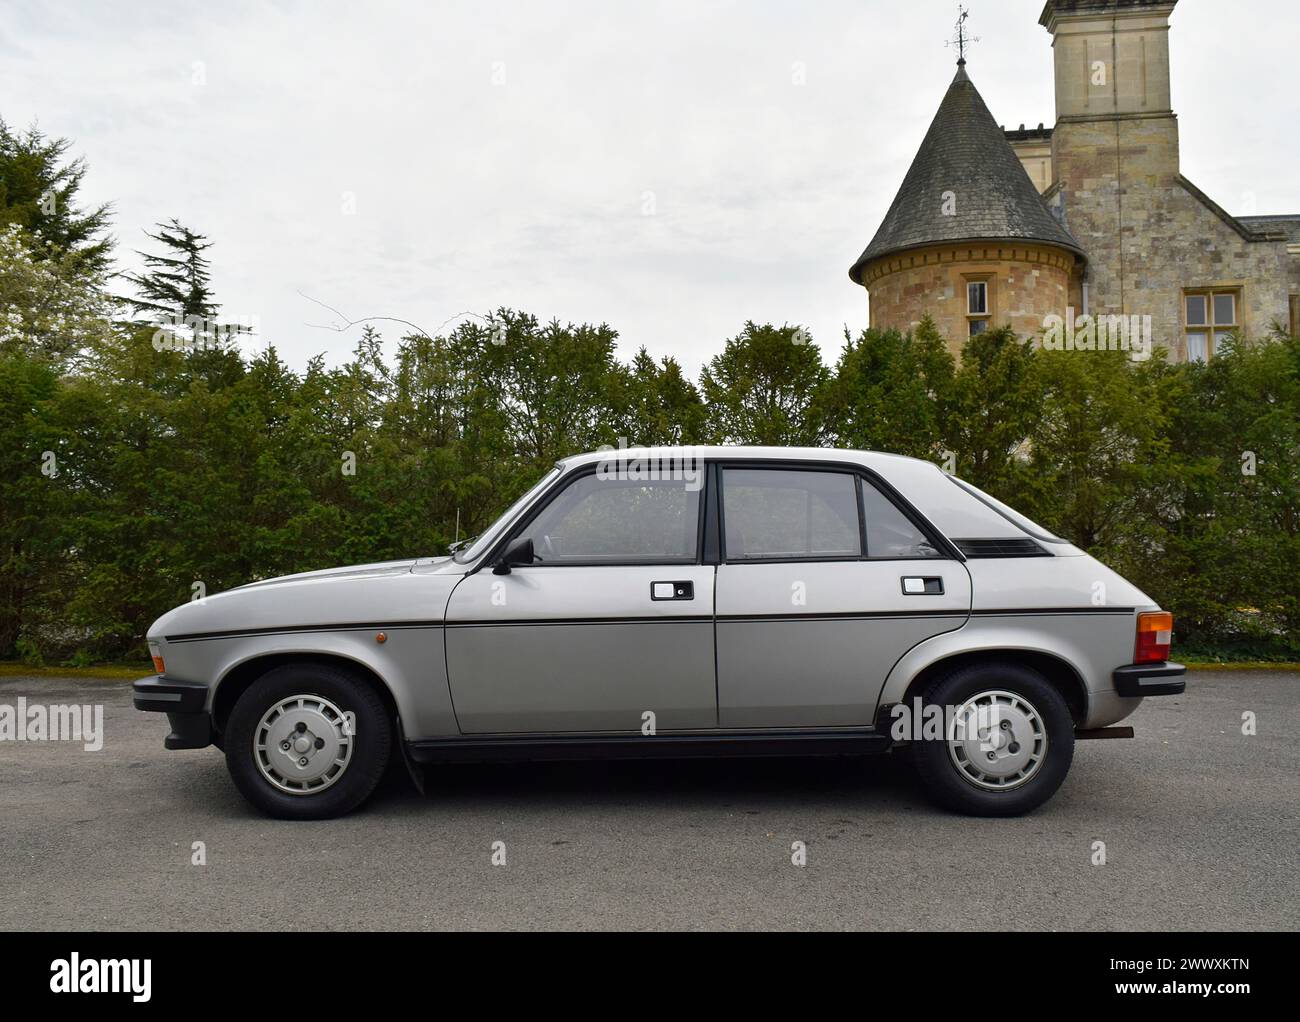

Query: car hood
left=147, top=556, right=463, bottom=643
left=233, top=558, right=424, bottom=590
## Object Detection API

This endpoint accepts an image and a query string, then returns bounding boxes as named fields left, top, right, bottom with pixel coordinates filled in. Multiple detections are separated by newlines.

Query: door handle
left=901, top=576, right=944, bottom=596
left=651, top=581, right=694, bottom=601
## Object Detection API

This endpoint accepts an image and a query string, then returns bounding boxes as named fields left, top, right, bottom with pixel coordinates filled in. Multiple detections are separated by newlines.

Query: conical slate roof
left=849, top=63, right=1083, bottom=284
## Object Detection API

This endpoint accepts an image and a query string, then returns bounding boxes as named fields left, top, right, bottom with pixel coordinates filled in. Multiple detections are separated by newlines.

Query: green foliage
left=943, top=325, right=1043, bottom=496
left=1147, top=334, right=1300, bottom=651
left=0, top=118, right=113, bottom=274
left=698, top=322, right=828, bottom=445
left=2, top=300, right=1297, bottom=662
left=820, top=316, right=953, bottom=458
left=614, top=348, right=707, bottom=446
left=0, top=224, right=113, bottom=361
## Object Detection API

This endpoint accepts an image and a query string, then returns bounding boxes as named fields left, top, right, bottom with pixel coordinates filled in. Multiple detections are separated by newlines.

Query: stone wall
left=1007, top=131, right=1054, bottom=194
left=1052, top=115, right=1295, bottom=357
left=1039, top=1, right=1296, bottom=357
left=863, top=243, right=1077, bottom=355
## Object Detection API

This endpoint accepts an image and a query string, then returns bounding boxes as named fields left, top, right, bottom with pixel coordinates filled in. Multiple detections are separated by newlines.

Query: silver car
left=134, top=447, right=1185, bottom=819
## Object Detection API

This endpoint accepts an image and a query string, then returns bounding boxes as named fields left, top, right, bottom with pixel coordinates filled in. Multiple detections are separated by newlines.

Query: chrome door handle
left=901, top=577, right=944, bottom=596
left=651, top=581, right=694, bottom=601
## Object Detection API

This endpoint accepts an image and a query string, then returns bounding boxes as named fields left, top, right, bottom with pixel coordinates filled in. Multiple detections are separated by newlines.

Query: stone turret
left=849, top=62, right=1084, bottom=352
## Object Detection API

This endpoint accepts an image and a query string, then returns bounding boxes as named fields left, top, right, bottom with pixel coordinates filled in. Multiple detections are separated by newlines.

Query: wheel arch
left=212, top=651, right=399, bottom=738
left=886, top=648, right=1089, bottom=727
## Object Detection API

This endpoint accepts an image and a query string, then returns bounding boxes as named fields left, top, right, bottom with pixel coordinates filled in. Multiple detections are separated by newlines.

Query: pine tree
left=0, top=117, right=113, bottom=273
left=118, top=218, right=219, bottom=323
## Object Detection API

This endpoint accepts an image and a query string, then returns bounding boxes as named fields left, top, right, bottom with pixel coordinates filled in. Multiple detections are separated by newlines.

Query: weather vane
left=946, top=4, right=980, bottom=65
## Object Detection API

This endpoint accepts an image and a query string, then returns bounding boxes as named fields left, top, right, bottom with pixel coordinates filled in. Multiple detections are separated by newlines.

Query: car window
left=723, top=469, right=862, bottom=561
left=947, top=475, right=1068, bottom=544
left=453, top=466, right=560, bottom=563
left=514, top=473, right=701, bottom=564
left=861, top=482, right=941, bottom=559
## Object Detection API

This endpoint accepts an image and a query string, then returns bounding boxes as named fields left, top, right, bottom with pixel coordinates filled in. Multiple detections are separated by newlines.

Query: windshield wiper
left=448, top=534, right=480, bottom=555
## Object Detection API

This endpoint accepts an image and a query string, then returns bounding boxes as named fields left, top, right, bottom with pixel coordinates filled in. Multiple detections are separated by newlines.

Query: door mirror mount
left=492, top=536, right=534, bottom=575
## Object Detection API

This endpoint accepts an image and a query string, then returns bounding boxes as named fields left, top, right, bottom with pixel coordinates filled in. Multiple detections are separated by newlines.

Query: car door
left=714, top=463, right=971, bottom=728
left=444, top=467, right=716, bottom=734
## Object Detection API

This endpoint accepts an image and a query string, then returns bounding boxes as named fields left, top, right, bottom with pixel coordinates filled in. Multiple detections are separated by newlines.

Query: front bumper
left=133, top=675, right=213, bottom=750
left=1113, top=662, right=1187, bottom=698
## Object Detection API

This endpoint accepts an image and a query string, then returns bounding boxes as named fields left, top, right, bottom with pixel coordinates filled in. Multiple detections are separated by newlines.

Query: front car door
left=444, top=466, right=716, bottom=734
left=713, top=462, right=971, bottom=728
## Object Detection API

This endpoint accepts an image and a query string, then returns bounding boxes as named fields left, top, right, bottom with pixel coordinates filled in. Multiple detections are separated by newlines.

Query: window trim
left=475, top=458, right=965, bottom=572
left=965, top=275, right=993, bottom=336
left=480, top=463, right=707, bottom=570
left=1184, top=287, right=1242, bottom=361
left=715, top=460, right=959, bottom=566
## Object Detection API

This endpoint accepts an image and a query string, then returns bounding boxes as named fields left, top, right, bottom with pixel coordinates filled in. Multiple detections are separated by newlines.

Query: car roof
left=560, top=446, right=935, bottom=472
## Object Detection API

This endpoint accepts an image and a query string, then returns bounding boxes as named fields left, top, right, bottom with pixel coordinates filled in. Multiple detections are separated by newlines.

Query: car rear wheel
left=224, top=663, right=392, bottom=820
left=911, top=662, right=1074, bottom=816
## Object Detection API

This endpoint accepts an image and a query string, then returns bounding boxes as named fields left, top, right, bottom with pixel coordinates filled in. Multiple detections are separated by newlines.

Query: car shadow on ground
left=362, top=747, right=933, bottom=816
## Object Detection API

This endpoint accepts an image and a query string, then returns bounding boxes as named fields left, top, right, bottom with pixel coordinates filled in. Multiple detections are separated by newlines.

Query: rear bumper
left=133, top=675, right=213, bottom=750
left=1113, top=662, right=1187, bottom=698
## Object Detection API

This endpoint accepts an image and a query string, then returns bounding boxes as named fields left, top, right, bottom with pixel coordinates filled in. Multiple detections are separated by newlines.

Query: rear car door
left=444, top=467, right=716, bottom=734
left=714, top=463, right=971, bottom=728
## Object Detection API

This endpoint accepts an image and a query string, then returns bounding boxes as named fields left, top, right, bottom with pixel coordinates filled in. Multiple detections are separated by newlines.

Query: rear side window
left=947, top=476, right=1067, bottom=544
left=861, top=483, right=941, bottom=559
left=722, top=469, right=861, bottom=561
left=516, top=474, right=700, bottom=563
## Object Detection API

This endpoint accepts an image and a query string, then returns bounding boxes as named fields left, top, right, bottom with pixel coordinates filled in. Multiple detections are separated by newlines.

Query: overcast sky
left=5, top=0, right=1297, bottom=375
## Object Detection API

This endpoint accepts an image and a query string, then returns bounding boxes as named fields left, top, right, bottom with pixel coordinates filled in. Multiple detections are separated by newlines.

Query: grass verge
left=0, top=662, right=145, bottom=680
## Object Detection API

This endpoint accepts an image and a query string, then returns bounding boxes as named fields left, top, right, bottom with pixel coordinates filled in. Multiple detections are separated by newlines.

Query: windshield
left=947, top=475, right=1069, bottom=545
left=453, top=466, right=561, bottom=564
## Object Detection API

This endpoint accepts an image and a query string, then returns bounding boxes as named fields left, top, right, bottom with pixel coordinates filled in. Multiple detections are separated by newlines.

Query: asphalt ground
left=0, top=670, right=1295, bottom=931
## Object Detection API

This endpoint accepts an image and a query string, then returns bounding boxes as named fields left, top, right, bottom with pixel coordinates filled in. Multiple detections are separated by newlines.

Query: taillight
left=1135, top=612, right=1173, bottom=664
left=148, top=642, right=165, bottom=675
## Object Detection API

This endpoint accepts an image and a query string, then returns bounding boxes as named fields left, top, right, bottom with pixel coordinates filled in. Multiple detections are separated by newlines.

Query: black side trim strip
left=971, top=607, right=1134, bottom=617
left=406, top=728, right=893, bottom=764
left=167, top=607, right=1129, bottom=642
left=718, top=611, right=967, bottom=623
left=166, top=621, right=445, bottom=643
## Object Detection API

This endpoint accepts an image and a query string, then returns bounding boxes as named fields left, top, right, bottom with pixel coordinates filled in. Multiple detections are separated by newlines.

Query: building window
left=1291, top=295, right=1299, bottom=338
left=967, top=279, right=991, bottom=336
left=1184, top=288, right=1240, bottom=362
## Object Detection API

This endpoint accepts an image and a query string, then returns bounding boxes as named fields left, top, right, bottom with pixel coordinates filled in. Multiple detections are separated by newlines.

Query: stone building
left=850, top=0, right=1300, bottom=361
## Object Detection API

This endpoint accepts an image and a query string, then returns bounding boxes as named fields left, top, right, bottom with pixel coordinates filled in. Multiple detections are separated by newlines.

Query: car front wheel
left=224, top=663, right=392, bottom=820
left=911, top=662, right=1075, bottom=817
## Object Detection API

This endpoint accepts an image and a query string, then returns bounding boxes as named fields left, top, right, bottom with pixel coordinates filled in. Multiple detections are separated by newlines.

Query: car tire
left=911, top=662, right=1074, bottom=817
left=224, top=663, right=392, bottom=820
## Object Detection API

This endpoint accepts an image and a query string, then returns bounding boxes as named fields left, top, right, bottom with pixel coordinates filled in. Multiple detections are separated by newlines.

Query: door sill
left=406, top=728, right=893, bottom=765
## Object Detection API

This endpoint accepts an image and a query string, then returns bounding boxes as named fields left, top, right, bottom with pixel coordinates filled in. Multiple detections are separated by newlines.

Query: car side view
left=134, top=447, right=1186, bottom=819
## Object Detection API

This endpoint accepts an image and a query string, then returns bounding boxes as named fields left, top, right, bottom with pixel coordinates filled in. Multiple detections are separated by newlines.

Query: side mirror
left=492, top=536, right=534, bottom=575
